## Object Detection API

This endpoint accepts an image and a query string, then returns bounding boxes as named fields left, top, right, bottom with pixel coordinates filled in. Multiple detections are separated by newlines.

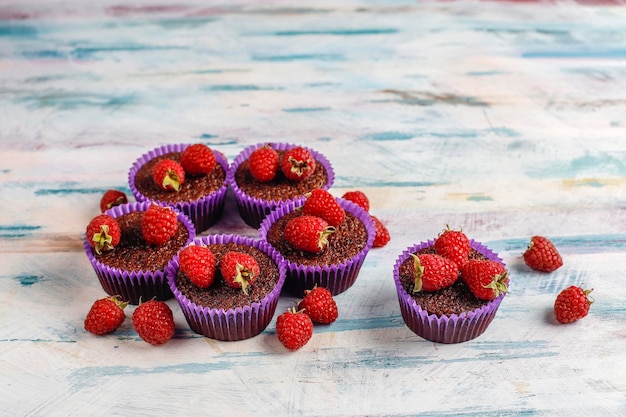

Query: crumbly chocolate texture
left=94, top=211, right=189, bottom=272
left=265, top=210, right=368, bottom=266
left=175, top=242, right=280, bottom=310
left=235, top=149, right=328, bottom=201
left=399, top=247, right=490, bottom=316
left=134, top=151, right=226, bottom=203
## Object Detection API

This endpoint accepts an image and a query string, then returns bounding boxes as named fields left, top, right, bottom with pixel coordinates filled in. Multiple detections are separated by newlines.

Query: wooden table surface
left=1, top=0, right=625, bottom=416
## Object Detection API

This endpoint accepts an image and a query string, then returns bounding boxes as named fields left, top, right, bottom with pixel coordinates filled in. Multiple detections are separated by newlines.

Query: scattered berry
left=460, top=259, right=509, bottom=301
left=132, top=299, right=176, bottom=345
left=84, top=296, right=128, bottom=335
left=276, top=307, right=314, bottom=351
left=302, top=188, right=345, bottom=226
left=180, top=143, right=217, bottom=176
left=86, top=214, right=121, bottom=254
left=434, top=226, right=471, bottom=267
left=220, top=251, right=260, bottom=295
left=142, top=204, right=178, bottom=245
left=371, top=215, right=390, bottom=248
left=281, top=146, right=316, bottom=181
left=153, top=159, right=185, bottom=191
left=298, top=285, right=338, bottom=324
left=523, top=236, right=563, bottom=272
left=99, top=189, right=128, bottom=213
left=284, top=215, right=335, bottom=253
left=410, top=253, right=459, bottom=292
left=178, top=245, right=215, bottom=289
left=248, top=145, right=280, bottom=182
left=554, top=285, right=593, bottom=324
left=341, top=190, right=370, bottom=212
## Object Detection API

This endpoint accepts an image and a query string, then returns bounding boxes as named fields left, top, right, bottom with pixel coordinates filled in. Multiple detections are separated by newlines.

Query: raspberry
left=132, top=299, right=175, bottom=345
left=180, top=143, right=217, bottom=176
left=434, top=226, right=470, bottom=267
left=178, top=245, right=215, bottom=289
left=280, top=146, right=316, bottom=181
left=248, top=145, right=280, bottom=182
left=283, top=215, right=335, bottom=253
left=141, top=204, right=178, bottom=245
left=523, top=236, right=563, bottom=272
left=460, top=259, right=509, bottom=301
left=371, top=215, right=390, bottom=248
left=554, top=286, right=593, bottom=324
left=84, top=296, right=127, bottom=335
left=341, top=190, right=370, bottom=212
left=298, top=285, right=338, bottom=324
left=220, top=251, right=260, bottom=295
left=153, top=159, right=185, bottom=191
left=302, top=188, right=345, bottom=226
left=410, top=253, right=459, bottom=292
left=86, top=214, right=121, bottom=254
left=276, top=307, right=314, bottom=351
left=99, top=189, right=128, bottom=213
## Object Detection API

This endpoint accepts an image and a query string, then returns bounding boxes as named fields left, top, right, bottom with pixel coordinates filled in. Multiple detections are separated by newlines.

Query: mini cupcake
left=258, top=196, right=375, bottom=296
left=227, top=142, right=334, bottom=229
left=128, top=143, right=229, bottom=233
left=84, top=201, right=196, bottom=305
left=393, top=239, right=508, bottom=344
left=165, top=234, right=287, bottom=341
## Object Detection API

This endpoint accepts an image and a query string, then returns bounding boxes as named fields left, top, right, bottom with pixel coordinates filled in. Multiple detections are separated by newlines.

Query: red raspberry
left=410, top=253, right=459, bottom=292
left=84, top=296, right=128, bottom=335
left=86, top=214, right=121, bottom=254
left=298, top=285, right=338, bottom=324
left=434, top=226, right=470, bottom=267
left=523, top=236, right=563, bottom=272
left=554, top=286, right=593, bottom=324
left=302, top=188, right=345, bottom=227
left=180, top=143, right=217, bottom=176
left=283, top=215, right=335, bottom=253
left=460, top=259, right=509, bottom=301
left=99, top=189, right=128, bottom=213
left=152, top=159, right=185, bottom=191
left=219, top=251, right=260, bottom=295
left=132, top=299, right=176, bottom=345
left=280, top=146, right=316, bottom=181
left=341, top=190, right=370, bottom=212
left=371, top=215, right=390, bottom=248
left=141, top=204, right=178, bottom=245
left=276, top=307, right=314, bottom=351
left=178, top=245, right=215, bottom=289
left=248, top=145, right=280, bottom=182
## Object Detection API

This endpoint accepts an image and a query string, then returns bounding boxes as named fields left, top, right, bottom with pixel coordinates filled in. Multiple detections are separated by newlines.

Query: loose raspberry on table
left=132, top=299, right=176, bottom=345
left=84, top=296, right=128, bottom=336
left=99, top=189, right=128, bottom=213
left=523, top=235, right=563, bottom=272
left=298, top=285, right=338, bottom=324
left=554, top=285, right=593, bottom=324
left=276, top=307, right=314, bottom=351
left=341, top=190, right=370, bottom=212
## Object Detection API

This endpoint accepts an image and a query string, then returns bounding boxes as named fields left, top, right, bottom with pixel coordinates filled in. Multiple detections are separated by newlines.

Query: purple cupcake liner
left=128, top=143, right=229, bottom=233
left=226, top=142, right=335, bottom=229
left=393, top=239, right=507, bottom=344
left=83, top=201, right=196, bottom=305
left=258, top=197, right=375, bottom=296
left=165, top=234, right=287, bottom=341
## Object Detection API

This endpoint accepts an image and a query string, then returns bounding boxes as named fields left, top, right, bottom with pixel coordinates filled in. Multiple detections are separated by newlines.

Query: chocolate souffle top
left=235, top=150, right=328, bottom=201
left=94, top=211, right=190, bottom=272
left=174, top=242, right=281, bottom=311
left=398, top=247, right=491, bottom=317
left=134, top=151, right=226, bottom=203
left=264, top=210, right=368, bottom=267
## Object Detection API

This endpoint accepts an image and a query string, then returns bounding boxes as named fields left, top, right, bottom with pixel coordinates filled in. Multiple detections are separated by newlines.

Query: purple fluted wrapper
left=84, top=201, right=196, bottom=305
left=258, top=198, right=375, bottom=296
left=226, top=142, right=335, bottom=229
left=165, top=234, right=287, bottom=341
left=128, top=143, right=229, bottom=233
left=393, top=240, right=507, bottom=344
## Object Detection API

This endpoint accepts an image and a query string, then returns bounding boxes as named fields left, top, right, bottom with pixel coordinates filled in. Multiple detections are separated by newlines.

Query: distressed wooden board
left=1, top=1, right=625, bottom=416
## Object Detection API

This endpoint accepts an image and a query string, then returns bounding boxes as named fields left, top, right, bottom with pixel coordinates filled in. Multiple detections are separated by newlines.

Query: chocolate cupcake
left=258, top=198, right=375, bottom=296
left=165, top=234, right=287, bottom=341
left=83, top=201, right=196, bottom=305
left=227, top=142, right=334, bottom=229
left=393, top=239, right=507, bottom=344
left=128, top=143, right=228, bottom=233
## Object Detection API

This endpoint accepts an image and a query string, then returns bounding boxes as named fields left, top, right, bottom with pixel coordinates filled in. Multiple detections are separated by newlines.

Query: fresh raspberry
left=142, top=204, right=178, bottom=246
left=84, top=296, right=128, bottom=335
left=152, top=159, right=185, bottom=191
left=180, top=143, right=217, bottom=176
left=298, top=285, right=338, bottom=324
left=523, top=236, right=563, bottom=272
left=86, top=214, right=121, bottom=254
left=178, top=245, right=215, bottom=289
left=371, top=215, right=390, bottom=248
left=220, top=251, right=260, bottom=295
left=283, top=215, right=335, bottom=253
left=460, top=259, right=509, bottom=301
left=410, top=253, right=459, bottom=292
left=280, top=146, right=316, bottom=181
left=248, top=145, right=280, bottom=182
left=302, top=188, right=345, bottom=227
left=99, top=189, right=128, bottom=213
left=554, top=285, right=593, bottom=324
left=276, top=307, right=314, bottom=351
left=341, top=190, right=370, bottom=212
left=132, top=299, right=175, bottom=345
left=434, top=226, right=471, bottom=267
